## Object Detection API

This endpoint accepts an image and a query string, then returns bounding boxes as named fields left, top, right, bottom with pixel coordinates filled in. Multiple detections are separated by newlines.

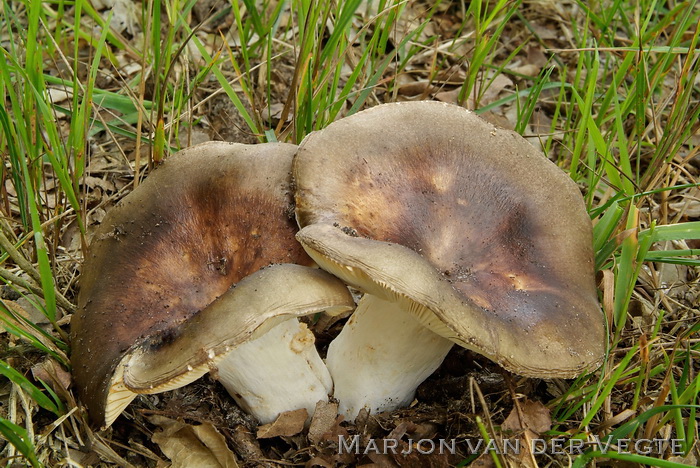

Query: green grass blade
left=0, top=418, right=41, bottom=468
left=0, top=360, right=60, bottom=416
left=640, top=222, right=700, bottom=242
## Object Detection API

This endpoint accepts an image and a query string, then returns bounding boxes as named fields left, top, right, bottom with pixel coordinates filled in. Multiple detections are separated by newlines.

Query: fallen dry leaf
left=434, top=64, right=466, bottom=84
left=432, top=73, right=512, bottom=109
left=433, top=88, right=462, bottom=106
left=669, top=453, right=697, bottom=466
left=530, top=109, right=554, bottom=136
left=480, top=111, right=515, bottom=131
left=66, top=447, right=101, bottom=466
left=178, top=129, right=211, bottom=148
left=47, top=88, right=72, bottom=104
left=81, top=175, right=117, bottom=193
left=306, top=456, right=334, bottom=468
left=309, top=400, right=339, bottom=444
left=101, top=0, right=140, bottom=36
left=502, top=399, right=552, bottom=434
left=469, top=453, right=497, bottom=468
left=501, top=399, right=552, bottom=468
left=526, top=44, right=549, bottom=70
left=530, top=20, right=560, bottom=40
left=669, top=198, right=700, bottom=218
left=397, top=80, right=436, bottom=98
left=31, top=359, right=71, bottom=395
left=480, top=74, right=514, bottom=107
left=15, top=294, right=53, bottom=325
left=261, top=102, right=286, bottom=123
left=256, top=408, right=308, bottom=439
left=390, top=440, right=451, bottom=467
left=366, top=452, right=399, bottom=467
left=509, top=62, right=542, bottom=77
left=148, top=415, right=240, bottom=468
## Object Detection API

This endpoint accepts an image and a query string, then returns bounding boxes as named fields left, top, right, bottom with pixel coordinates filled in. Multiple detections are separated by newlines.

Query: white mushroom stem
left=215, top=318, right=332, bottom=424
left=326, top=295, right=453, bottom=420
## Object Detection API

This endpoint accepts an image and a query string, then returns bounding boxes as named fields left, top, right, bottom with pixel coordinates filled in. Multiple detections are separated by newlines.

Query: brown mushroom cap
left=72, top=141, right=317, bottom=427
left=294, top=101, right=606, bottom=378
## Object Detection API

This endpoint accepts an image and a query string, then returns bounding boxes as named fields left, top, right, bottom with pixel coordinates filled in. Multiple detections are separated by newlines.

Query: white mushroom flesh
left=326, top=294, right=453, bottom=420
left=216, top=318, right=332, bottom=423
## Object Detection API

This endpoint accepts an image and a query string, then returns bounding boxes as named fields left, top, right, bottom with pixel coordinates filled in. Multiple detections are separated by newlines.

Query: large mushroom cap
left=294, top=101, right=606, bottom=379
left=71, top=141, right=347, bottom=427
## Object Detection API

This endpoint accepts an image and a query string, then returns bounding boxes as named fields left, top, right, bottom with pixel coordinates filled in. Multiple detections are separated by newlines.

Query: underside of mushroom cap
left=102, top=263, right=354, bottom=426
left=297, top=223, right=601, bottom=378
left=72, top=141, right=312, bottom=427
left=121, top=264, right=353, bottom=394
left=294, top=101, right=606, bottom=378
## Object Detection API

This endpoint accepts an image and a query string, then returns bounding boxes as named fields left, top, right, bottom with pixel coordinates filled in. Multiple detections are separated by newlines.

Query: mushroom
left=293, top=101, right=606, bottom=419
left=71, top=141, right=354, bottom=428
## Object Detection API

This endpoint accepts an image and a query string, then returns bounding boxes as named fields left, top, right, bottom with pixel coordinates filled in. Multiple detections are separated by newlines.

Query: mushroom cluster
left=71, top=142, right=354, bottom=428
left=72, top=101, right=606, bottom=429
